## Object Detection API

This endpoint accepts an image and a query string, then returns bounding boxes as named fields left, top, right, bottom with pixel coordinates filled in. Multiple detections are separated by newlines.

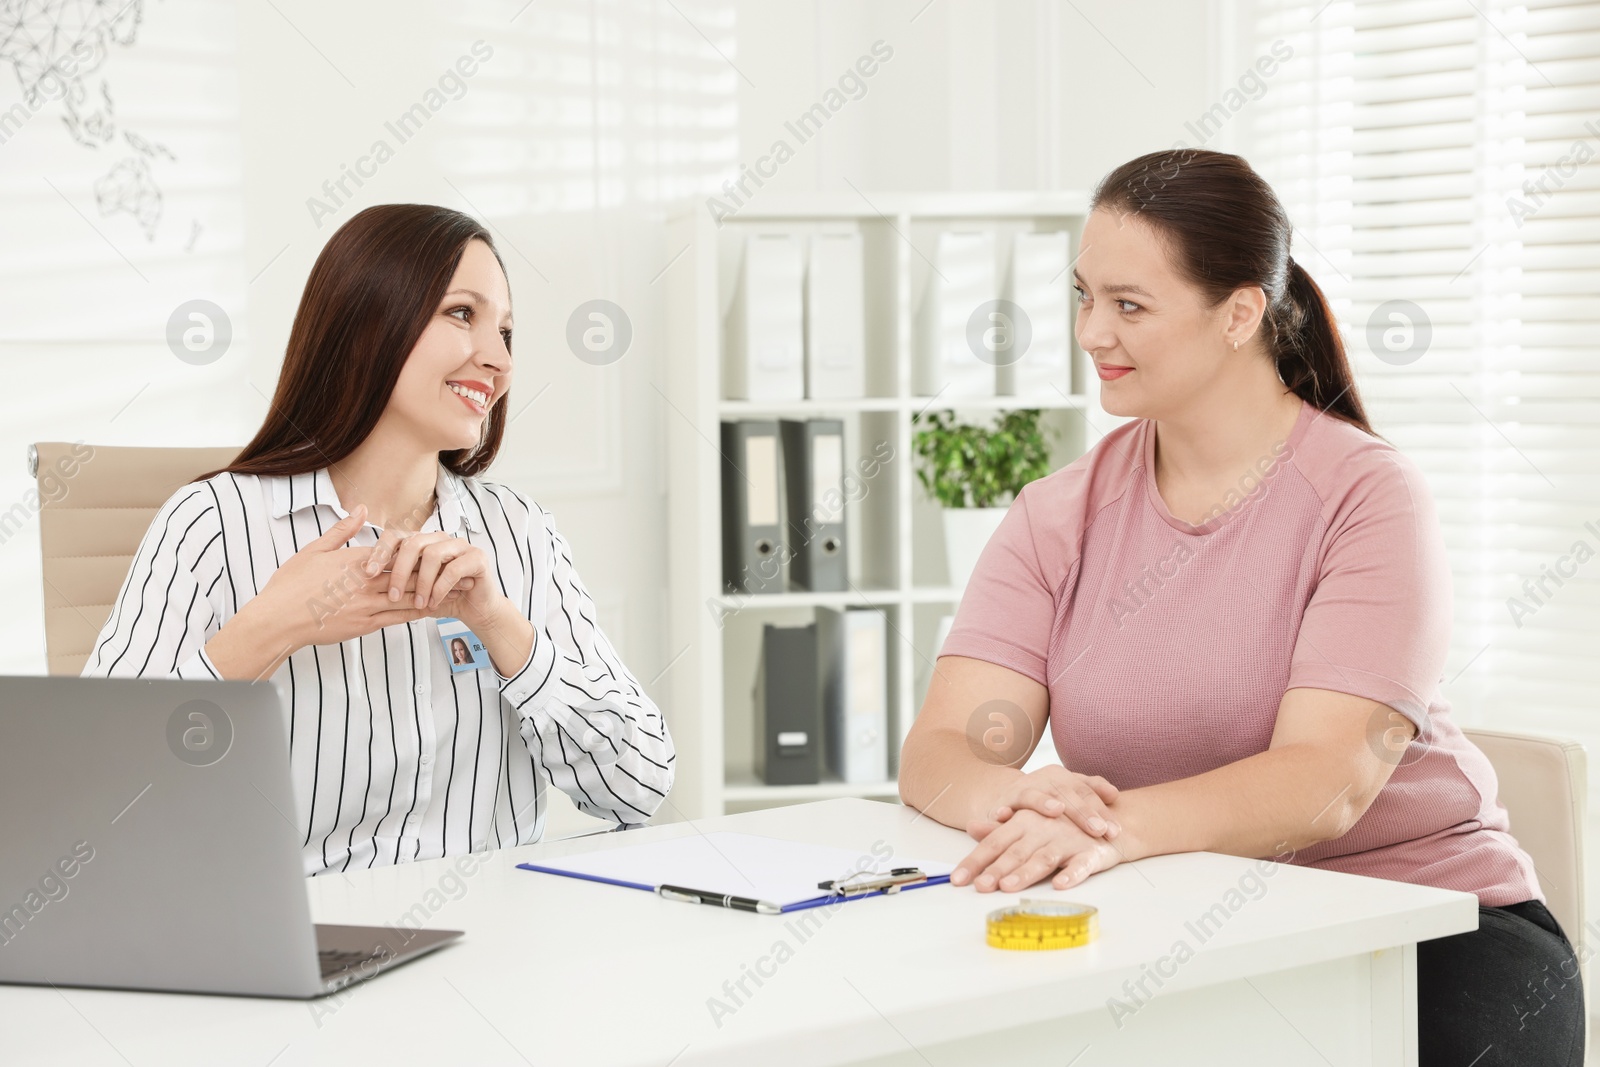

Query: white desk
left=6, top=797, right=1476, bottom=1066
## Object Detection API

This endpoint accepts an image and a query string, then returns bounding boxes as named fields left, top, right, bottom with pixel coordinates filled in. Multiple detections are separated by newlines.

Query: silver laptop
left=0, top=674, right=461, bottom=998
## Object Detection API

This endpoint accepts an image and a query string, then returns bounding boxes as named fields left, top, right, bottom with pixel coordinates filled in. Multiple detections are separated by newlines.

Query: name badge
left=437, top=617, right=490, bottom=673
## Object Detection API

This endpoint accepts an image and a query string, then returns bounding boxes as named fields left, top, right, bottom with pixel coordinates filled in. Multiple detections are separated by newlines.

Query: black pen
left=658, top=884, right=781, bottom=915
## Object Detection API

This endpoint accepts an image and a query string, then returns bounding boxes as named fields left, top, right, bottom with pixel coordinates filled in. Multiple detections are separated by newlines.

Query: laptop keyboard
left=318, top=945, right=393, bottom=980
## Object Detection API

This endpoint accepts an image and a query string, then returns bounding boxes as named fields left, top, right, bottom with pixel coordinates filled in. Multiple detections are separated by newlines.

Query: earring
left=1233, top=340, right=1239, bottom=351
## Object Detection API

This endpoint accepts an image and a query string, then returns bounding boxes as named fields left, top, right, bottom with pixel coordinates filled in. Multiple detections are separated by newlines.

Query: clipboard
left=516, top=830, right=954, bottom=913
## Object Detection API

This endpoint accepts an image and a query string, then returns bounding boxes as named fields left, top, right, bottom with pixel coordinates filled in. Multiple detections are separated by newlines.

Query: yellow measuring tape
left=986, top=900, right=1099, bottom=951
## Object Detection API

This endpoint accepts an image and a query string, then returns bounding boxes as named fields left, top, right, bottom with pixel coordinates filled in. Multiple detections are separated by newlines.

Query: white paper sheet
left=522, top=831, right=955, bottom=906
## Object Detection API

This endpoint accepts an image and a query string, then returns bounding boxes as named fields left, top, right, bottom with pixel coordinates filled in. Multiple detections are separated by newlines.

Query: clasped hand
left=951, top=767, right=1126, bottom=892
left=258, top=503, right=507, bottom=652
left=362, top=515, right=500, bottom=629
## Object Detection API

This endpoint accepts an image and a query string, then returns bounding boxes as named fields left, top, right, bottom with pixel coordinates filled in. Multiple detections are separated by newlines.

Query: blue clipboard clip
left=818, top=866, right=929, bottom=898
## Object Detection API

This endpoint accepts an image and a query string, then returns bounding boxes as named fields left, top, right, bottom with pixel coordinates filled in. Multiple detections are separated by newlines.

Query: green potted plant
left=912, top=408, right=1054, bottom=587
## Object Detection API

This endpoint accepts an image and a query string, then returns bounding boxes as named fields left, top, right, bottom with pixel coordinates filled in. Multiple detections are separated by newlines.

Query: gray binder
left=753, top=622, right=820, bottom=786
left=779, top=418, right=847, bottom=592
left=721, top=420, right=785, bottom=595
left=817, top=607, right=889, bottom=784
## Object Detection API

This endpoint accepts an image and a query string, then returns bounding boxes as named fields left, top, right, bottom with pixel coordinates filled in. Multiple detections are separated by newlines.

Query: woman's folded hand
left=983, top=766, right=1121, bottom=839
left=951, top=807, right=1123, bottom=892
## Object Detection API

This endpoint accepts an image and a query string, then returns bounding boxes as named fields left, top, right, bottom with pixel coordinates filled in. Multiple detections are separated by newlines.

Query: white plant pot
left=942, top=506, right=1009, bottom=590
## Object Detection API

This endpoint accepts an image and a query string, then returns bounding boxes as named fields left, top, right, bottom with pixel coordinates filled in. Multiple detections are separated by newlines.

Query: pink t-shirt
left=942, top=397, right=1542, bottom=907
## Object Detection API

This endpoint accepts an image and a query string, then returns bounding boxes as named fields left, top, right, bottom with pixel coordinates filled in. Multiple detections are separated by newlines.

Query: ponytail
left=1090, top=149, right=1379, bottom=438
left=1273, top=257, right=1374, bottom=435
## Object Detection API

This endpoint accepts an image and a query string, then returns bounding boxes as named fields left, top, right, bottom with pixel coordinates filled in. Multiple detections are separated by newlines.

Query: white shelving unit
left=661, top=192, right=1115, bottom=819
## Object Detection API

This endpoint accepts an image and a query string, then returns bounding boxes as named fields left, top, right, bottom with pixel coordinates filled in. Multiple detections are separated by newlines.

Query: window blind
left=443, top=0, right=739, bottom=214
left=0, top=0, right=250, bottom=676
left=1240, top=0, right=1600, bottom=773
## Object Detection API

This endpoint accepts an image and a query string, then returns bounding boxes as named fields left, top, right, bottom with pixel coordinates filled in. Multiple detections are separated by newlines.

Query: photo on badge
left=436, top=617, right=491, bottom=673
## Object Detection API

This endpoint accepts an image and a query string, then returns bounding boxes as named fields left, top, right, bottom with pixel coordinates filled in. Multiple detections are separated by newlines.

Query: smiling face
left=1073, top=207, right=1255, bottom=421
left=387, top=237, right=513, bottom=452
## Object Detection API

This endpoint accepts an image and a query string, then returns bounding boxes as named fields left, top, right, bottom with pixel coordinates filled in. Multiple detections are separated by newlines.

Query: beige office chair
left=1463, top=727, right=1590, bottom=1032
left=29, top=442, right=241, bottom=676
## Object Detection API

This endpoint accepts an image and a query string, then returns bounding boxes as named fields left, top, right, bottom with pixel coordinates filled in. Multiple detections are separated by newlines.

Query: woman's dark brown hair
left=1090, top=148, right=1375, bottom=436
left=195, top=203, right=511, bottom=484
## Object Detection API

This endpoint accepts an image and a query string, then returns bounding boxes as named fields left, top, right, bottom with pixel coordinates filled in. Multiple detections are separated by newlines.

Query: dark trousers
left=1418, top=898, right=1586, bottom=1066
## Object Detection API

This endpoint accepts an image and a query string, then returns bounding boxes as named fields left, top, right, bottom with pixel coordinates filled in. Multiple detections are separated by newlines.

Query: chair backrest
left=30, top=442, right=241, bottom=676
left=1463, top=727, right=1588, bottom=951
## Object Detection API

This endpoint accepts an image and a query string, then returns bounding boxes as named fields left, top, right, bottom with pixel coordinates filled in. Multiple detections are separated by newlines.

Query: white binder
left=818, top=607, right=889, bottom=784
left=914, top=230, right=996, bottom=397
left=724, top=232, right=805, bottom=401
left=804, top=231, right=866, bottom=399
left=998, top=231, right=1072, bottom=398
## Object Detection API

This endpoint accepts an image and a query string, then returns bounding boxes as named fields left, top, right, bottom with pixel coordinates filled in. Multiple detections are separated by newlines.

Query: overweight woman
left=899, top=149, right=1583, bottom=1065
left=83, top=204, right=675, bottom=875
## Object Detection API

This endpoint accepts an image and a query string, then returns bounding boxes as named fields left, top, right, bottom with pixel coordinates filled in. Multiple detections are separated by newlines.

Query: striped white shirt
left=81, top=462, right=676, bottom=876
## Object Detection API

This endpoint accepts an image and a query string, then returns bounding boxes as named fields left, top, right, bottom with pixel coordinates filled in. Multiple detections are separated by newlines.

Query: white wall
left=729, top=0, right=1219, bottom=196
